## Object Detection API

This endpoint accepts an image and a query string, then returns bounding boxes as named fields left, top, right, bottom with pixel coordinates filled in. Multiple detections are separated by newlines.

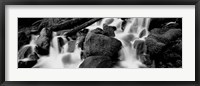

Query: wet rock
left=139, top=29, right=147, bottom=38
left=18, top=46, right=33, bottom=59
left=77, top=29, right=89, bottom=50
left=28, top=52, right=40, bottom=60
left=145, top=37, right=165, bottom=55
left=139, top=54, right=155, bottom=68
left=149, top=29, right=182, bottom=44
left=35, top=28, right=52, bottom=55
left=78, top=36, right=86, bottom=50
left=18, top=60, right=38, bottom=68
left=18, top=46, right=39, bottom=68
left=163, top=22, right=179, bottom=29
left=79, top=56, right=116, bottom=68
left=145, top=27, right=182, bottom=68
left=67, top=40, right=76, bottom=52
left=104, top=18, right=114, bottom=25
left=58, top=37, right=65, bottom=53
left=150, top=28, right=164, bottom=35
left=159, top=39, right=182, bottom=68
left=35, top=46, right=49, bottom=55
left=83, top=33, right=122, bottom=60
left=90, top=28, right=104, bottom=35
left=121, top=18, right=129, bottom=31
left=77, top=29, right=89, bottom=36
left=133, top=40, right=146, bottom=55
left=103, top=24, right=116, bottom=37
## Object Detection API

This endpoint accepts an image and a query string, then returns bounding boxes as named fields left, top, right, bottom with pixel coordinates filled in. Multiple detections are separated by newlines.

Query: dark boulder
left=148, top=29, right=182, bottom=44
left=18, top=60, right=38, bottom=68
left=83, top=33, right=122, bottom=60
left=35, top=28, right=52, bottom=55
left=90, top=28, right=104, bottom=35
left=79, top=56, right=116, bottom=68
left=103, top=24, right=116, bottom=37
left=145, top=26, right=182, bottom=68
left=145, top=37, right=165, bottom=55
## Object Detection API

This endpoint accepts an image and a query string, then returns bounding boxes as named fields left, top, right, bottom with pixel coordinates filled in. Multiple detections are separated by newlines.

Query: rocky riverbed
left=18, top=18, right=182, bottom=68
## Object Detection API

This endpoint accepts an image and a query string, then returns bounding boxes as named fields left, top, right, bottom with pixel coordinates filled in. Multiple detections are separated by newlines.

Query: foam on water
left=21, top=18, right=151, bottom=68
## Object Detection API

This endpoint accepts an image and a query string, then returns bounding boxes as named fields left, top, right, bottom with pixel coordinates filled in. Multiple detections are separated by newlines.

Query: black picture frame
left=0, top=0, right=199, bottom=86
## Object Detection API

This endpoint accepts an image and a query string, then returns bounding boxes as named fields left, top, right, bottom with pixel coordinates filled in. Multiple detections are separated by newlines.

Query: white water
left=21, top=18, right=151, bottom=68
left=32, top=32, right=83, bottom=68
left=18, top=35, right=39, bottom=62
left=113, top=18, right=150, bottom=68
left=85, top=18, right=150, bottom=68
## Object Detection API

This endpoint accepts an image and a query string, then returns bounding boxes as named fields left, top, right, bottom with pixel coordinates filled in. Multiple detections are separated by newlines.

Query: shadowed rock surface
left=35, top=28, right=52, bottom=55
left=79, top=56, right=116, bottom=68
left=18, top=18, right=182, bottom=68
left=103, top=24, right=116, bottom=37
left=133, top=40, right=147, bottom=55
left=82, top=32, right=122, bottom=60
left=18, top=46, right=39, bottom=68
left=18, top=46, right=33, bottom=60
left=144, top=18, right=182, bottom=68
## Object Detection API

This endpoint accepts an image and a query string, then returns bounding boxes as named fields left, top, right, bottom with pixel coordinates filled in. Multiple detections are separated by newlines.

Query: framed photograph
left=0, top=0, right=199, bottom=86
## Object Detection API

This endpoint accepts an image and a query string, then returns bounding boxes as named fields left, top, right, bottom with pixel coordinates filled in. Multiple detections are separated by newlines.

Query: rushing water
left=21, top=18, right=151, bottom=68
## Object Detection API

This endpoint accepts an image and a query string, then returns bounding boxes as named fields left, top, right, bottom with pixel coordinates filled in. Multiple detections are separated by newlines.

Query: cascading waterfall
left=22, top=18, right=151, bottom=68
left=18, top=35, right=39, bottom=62
left=112, top=18, right=150, bottom=68
left=33, top=32, right=83, bottom=68
left=86, top=18, right=150, bottom=68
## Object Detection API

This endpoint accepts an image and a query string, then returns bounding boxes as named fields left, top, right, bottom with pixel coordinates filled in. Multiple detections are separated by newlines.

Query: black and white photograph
left=18, top=18, right=182, bottom=68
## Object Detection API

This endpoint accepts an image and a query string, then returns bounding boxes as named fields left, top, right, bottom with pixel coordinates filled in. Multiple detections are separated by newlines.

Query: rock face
left=90, top=28, right=104, bottom=34
left=103, top=24, right=116, bottom=37
left=149, top=29, right=182, bottom=44
left=144, top=18, right=182, bottom=68
left=82, top=32, right=122, bottom=60
left=35, top=28, right=52, bottom=55
left=77, top=29, right=89, bottom=50
left=79, top=56, right=116, bottom=68
left=18, top=46, right=39, bottom=68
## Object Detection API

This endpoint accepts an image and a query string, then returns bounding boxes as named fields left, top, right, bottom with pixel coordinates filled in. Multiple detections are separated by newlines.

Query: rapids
left=22, top=18, right=151, bottom=68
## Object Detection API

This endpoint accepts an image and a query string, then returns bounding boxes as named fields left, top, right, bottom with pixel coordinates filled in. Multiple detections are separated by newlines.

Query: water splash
left=33, top=32, right=83, bottom=68
left=113, top=18, right=150, bottom=68
left=86, top=18, right=150, bottom=68
left=20, top=18, right=151, bottom=68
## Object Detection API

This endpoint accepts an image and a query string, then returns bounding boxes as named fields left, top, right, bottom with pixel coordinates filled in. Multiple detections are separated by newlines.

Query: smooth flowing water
left=21, top=18, right=151, bottom=68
